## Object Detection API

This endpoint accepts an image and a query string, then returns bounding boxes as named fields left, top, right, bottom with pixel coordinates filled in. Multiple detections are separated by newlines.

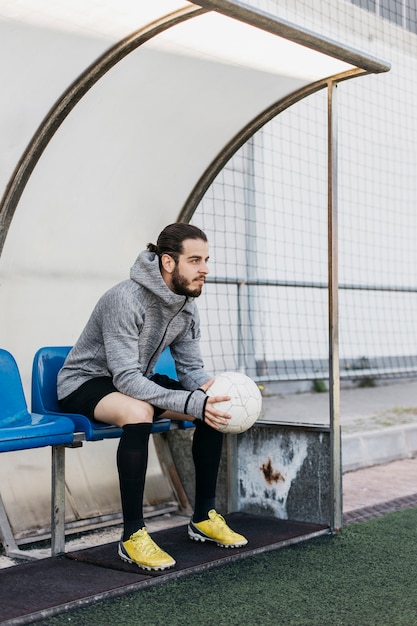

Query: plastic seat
left=0, top=349, right=75, bottom=558
left=32, top=346, right=124, bottom=440
left=0, top=349, right=74, bottom=452
left=31, top=346, right=194, bottom=440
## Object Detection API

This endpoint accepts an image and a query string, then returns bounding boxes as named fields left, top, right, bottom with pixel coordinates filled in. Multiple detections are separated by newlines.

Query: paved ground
left=343, top=457, right=417, bottom=512
left=261, top=378, right=417, bottom=431
left=261, top=378, right=417, bottom=471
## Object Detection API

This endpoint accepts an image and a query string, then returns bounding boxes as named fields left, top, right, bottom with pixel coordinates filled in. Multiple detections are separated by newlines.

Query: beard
left=171, top=265, right=204, bottom=298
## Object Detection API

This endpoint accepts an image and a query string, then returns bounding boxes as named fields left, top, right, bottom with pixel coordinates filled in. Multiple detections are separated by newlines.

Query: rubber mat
left=0, top=556, right=147, bottom=624
left=66, top=513, right=328, bottom=576
left=0, top=514, right=328, bottom=624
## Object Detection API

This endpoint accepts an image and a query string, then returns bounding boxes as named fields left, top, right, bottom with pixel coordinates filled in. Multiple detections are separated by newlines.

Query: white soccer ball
left=206, top=371, right=262, bottom=434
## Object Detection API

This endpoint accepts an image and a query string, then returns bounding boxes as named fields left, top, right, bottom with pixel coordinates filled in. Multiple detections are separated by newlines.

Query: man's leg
left=189, top=420, right=248, bottom=548
left=117, top=423, right=152, bottom=540
left=94, top=393, right=176, bottom=570
left=94, top=393, right=154, bottom=539
left=192, top=419, right=223, bottom=522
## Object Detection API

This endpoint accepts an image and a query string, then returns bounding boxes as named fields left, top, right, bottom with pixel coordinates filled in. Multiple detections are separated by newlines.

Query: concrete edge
left=342, top=422, right=417, bottom=473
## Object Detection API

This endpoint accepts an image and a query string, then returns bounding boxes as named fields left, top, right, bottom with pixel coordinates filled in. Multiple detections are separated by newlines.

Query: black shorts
left=58, top=374, right=184, bottom=422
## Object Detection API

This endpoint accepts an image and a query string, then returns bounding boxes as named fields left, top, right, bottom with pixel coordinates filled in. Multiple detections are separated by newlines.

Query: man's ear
left=161, top=253, right=175, bottom=274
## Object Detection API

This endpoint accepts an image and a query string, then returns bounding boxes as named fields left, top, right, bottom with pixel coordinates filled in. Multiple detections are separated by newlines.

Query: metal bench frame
left=0, top=348, right=74, bottom=560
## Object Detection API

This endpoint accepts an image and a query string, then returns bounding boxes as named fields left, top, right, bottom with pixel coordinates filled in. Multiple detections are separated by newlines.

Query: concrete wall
left=165, top=424, right=331, bottom=525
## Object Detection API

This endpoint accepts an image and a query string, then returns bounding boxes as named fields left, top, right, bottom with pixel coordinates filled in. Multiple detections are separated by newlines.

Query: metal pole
left=51, top=445, right=66, bottom=555
left=236, top=139, right=258, bottom=374
left=328, top=81, right=342, bottom=532
left=243, top=137, right=259, bottom=378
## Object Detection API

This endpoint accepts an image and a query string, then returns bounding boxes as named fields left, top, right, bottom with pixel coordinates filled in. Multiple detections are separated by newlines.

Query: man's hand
left=201, top=379, right=231, bottom=430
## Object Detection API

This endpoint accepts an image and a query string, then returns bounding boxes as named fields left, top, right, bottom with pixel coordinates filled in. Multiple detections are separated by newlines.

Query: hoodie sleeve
left=100, top=290, right=208, bottom=419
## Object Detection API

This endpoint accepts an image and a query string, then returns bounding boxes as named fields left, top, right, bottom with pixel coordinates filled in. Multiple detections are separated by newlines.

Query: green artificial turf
left=39, top=507, right=417, bottom=626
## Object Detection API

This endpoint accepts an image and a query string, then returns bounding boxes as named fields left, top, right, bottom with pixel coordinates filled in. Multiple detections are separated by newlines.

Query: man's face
left=170, top=238, right=209, bottom=298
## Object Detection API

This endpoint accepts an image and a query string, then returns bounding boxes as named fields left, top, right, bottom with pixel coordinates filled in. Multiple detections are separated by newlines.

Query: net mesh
left=192, top=0, right=417, bottom=385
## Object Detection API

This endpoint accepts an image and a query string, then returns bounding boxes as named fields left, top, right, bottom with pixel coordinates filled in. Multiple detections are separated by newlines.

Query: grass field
left=39, top=507, right=417, bottom=626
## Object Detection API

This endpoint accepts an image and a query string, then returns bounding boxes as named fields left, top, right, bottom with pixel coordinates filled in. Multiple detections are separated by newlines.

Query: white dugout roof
left=0, top=0, right=390, bottom=533
left=0, top=0, right=389, bottom=255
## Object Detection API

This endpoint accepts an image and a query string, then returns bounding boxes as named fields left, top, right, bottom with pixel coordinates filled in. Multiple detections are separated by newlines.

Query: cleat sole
left=188, top=525, right=247, bottom=548
left=118, top=544, right=175, bottom=571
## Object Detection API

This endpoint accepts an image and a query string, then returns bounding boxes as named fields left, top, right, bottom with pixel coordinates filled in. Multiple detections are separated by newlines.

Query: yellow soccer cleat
left=118, top=527, right=176, bottom=571
left=188, top=509, right=248, bottom=548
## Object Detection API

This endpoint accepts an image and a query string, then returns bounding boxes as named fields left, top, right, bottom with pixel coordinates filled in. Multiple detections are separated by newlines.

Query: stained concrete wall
left=165, top=424, right=331, bottom=525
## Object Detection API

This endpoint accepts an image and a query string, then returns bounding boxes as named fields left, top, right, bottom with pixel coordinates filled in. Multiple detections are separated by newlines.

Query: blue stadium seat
left=31, top=346, right=194, bottom=440
left=0, top=349, right=75, bottom=558
left=0, top=349, right=74, bottom=452
left=31, top=346, right=124, bottom=441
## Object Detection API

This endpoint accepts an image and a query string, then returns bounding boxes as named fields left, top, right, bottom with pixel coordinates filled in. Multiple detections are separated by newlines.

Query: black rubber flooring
left=0, top=513, right=327, bottom=625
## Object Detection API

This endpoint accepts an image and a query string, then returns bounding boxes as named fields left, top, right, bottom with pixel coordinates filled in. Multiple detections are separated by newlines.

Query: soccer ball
left=206, top=371, right=262, bottom=434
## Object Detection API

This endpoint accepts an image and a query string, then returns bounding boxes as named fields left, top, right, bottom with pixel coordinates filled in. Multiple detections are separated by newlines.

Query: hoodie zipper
left=144, top=299, right=187, bottom=377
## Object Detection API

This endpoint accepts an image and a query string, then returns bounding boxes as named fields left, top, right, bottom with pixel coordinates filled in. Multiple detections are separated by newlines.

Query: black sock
left=117, top=423, right=152, bottom=541
left=192, top=420, right=223, bottom=523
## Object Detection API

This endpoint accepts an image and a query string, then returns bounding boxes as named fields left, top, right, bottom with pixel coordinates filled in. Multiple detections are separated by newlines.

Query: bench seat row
left=0, top=346, right=193, bottom=559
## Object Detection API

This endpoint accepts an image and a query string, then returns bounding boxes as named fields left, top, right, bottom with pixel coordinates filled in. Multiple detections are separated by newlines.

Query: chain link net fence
left=192, top=0, right=417, bottom=386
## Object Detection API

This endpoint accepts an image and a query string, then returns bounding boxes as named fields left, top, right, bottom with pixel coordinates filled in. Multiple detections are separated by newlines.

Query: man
left=57, top=223, right=247, bottom=571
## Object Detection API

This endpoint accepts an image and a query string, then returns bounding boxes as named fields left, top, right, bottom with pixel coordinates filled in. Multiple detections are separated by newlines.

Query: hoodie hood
left=130, top=249, right=192, bottom=309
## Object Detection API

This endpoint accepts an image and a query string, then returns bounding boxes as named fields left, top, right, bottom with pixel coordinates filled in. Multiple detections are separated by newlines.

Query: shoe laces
left=208, top=510, right=227, bottom=527
left=207, top=510, right=241, bottom=539
left=130, top=528, right=161, bottom=556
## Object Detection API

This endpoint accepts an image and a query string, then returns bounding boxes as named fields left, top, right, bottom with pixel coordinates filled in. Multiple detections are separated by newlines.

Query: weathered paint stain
left=237, top=428, right=309, bottom=519
left=260, top=458, right=285, bottom=485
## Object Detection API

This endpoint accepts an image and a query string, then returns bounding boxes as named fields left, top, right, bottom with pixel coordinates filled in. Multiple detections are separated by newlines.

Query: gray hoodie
left=57, top=250, right=210, bottom=420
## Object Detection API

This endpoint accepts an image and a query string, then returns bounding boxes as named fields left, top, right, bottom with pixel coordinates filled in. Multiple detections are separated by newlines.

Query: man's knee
left=123, top=401, right=154, bottom=424
left=94, top=392, right=154, bottom=426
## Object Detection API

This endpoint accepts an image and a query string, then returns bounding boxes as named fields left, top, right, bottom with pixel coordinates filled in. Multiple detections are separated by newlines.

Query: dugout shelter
left=0, top=0, right=390, bottom=545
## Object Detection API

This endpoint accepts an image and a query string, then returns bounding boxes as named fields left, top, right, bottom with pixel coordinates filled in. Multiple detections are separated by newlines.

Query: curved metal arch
left=0, top=4, right=207, bottom=256
left=0, top=0, right=388, bottom=257
left=178, top=67, right=366, bottom=222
